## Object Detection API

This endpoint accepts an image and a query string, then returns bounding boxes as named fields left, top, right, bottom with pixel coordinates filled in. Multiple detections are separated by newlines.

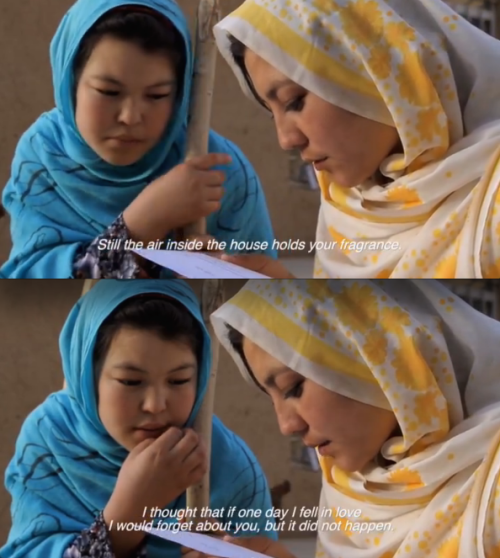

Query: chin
left=99, top=151, right=145, bottom=166
left=327, top=167, right=370, bottom=189
left=331, top=456, right=367, bottom=473
left=331, top=174, right=363, bottom=189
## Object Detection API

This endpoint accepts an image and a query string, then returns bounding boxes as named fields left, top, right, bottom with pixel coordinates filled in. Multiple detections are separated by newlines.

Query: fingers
left=171, top=429, right=199, bottom=457
left=180, top=549, right=204, bottom=558
left=185, top=235, right=224, bottom=254
left=186, top=153, right=232, bottom=170
left=204, top=185, right=224, bottom=200
left=131, top=437, right=156, bottom=454
left=185, top=234, right=215, bottom=248
left=151, top=426, right=185, bottom=452
left=181, top=549, right=218, bottom=558
left=182, top=441, right=207, bottom=475
left=201, top=170, right=226, bottom=187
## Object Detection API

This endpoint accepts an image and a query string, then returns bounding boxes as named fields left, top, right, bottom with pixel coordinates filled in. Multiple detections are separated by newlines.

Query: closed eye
left=170, top=379, right=190, bottom=385
left=284, top=95, right=306, bottom=113
left=147, top=93, right=171, bottom=100
left=284, top=380, right=304, bottom=399
left=97, top=89, right=119, bottom=96
left=118, top=379, right=142, bottom=386
left=117, top=378, right=191, bottom=387
left=96, top=90, right=171, bottom=100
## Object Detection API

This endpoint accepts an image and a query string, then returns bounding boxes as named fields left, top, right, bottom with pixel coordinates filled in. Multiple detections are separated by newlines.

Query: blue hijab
left=0, top=0, right=276, bottom=278
left=1, top=280, right=276, bottom=558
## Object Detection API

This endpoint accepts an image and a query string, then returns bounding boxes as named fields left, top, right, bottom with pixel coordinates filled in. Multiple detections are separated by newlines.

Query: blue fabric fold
left=1, top=279, right=277, bottom=558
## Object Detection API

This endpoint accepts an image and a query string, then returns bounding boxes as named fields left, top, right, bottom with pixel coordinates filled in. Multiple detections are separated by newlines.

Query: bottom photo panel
left=1, top=278, right=499, bottom=558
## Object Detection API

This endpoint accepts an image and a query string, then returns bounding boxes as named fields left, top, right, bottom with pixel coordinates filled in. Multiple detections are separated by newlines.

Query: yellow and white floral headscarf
left=211, top=280, right=500, bottom=558
left=214, top=0, right=500, bottom=278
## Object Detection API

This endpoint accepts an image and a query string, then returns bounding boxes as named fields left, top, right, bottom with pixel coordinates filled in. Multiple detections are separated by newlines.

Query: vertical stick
left=182, top=0, right=221, bottom=240
left=82, top=279, right=98, bottom=295
left=182, top=1, right=221, bottom=523
left=187, top=280, right=224, bottom=522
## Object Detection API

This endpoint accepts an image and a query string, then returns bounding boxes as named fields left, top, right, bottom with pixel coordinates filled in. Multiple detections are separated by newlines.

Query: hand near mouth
left=103, top=427, right=207, bottom=558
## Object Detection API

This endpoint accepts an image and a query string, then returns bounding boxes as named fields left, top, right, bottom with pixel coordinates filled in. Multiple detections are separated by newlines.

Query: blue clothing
left=1, top=280, right=277, bottom=558
left=0, top=0, right=276, bottom=278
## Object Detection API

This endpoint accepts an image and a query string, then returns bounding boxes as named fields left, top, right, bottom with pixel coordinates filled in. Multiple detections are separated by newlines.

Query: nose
left=141, top=387, right=168, bottom=415
left=275, top=116, right=307, bottom=152
left=275, top=402, right=307, bottom=437
left=118, top=97, right=143, bottom=126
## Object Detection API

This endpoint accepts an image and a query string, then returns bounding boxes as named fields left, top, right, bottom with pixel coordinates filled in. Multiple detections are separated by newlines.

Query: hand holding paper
left=147, top=528, right=298, bottom=558
left=135, top=250, right=270, bottom=279
left=135, top=250, right=296, bottom=279
left=147, top=529, right=270, bottom=558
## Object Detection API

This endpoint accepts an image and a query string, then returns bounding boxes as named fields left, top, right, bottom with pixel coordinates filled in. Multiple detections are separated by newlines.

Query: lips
left=134, top=425, right=169, bottom=440
left=137, top=424, right=167, bottom=431
left=303, top=439, right=329, bottom=448
left=313, top=158, right=329, bottom=171
left=317, top=441, right=332, bottom=456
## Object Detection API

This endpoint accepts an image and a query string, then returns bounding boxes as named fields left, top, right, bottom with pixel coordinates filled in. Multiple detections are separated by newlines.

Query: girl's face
left=243, top=50, right=400, bottom=188
left=242, top=338, right=397, bottom=473
left=97, top=326, right=198, bottom=451
left=75, top=36, right=178, bottom=166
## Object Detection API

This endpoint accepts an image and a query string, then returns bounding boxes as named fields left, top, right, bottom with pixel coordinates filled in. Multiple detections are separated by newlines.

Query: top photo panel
left=1, top=0, right=500, bottom=279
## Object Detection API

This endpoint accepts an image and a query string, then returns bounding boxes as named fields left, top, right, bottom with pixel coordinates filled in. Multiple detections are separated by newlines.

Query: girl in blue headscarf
left=0, top=0, right=277, bottom=279
left=0, top=280, right=277, bottom=558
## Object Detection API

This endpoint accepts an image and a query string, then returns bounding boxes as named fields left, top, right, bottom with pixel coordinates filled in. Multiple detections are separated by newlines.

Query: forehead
left=242, top=337, right=292, bottom=382
left=106, top=327, right=194, bottom=357
left=83, top=36, right=175, bottom=76
left=243, top=49, right=290, bottom=86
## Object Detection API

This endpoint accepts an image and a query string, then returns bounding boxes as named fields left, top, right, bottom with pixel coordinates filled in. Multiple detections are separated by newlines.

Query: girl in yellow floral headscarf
left=213, top=0, right=500, bottom=279
left=205, top=280, right=500, bottom=558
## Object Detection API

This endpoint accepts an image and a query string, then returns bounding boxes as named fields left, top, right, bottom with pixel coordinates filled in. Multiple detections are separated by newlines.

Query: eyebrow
left=113, top=362, right=196, bottom=374
left=91, top=75, right=176, bottom=88
left=263, top=366, right=293, bottom=388
left=265, top=78, right=295, bottom=101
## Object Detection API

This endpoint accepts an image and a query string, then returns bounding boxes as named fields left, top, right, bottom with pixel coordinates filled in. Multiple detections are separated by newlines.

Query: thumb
left=130, top=437, right=155, bottom=454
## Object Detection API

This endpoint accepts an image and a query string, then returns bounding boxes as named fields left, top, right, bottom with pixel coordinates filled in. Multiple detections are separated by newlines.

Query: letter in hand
left=181, top=535, right=296, bottom=558
left=218, top=254, right=296, bottom=279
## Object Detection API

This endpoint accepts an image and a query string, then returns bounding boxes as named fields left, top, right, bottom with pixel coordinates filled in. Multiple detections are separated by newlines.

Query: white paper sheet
left=145, top=528, right=270, bottom=558
left=135, top=250, right=269, bottom=279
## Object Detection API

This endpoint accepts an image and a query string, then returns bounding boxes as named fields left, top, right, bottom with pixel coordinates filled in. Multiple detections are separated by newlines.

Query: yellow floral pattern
left=211, top=279, right=500, bottom=558
left=214, top=0, right=500, bottom=278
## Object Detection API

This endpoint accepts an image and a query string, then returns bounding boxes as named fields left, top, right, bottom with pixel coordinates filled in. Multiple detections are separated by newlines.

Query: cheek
left=174, top=384, right=197, bottom=419
left=146, top=100, right=175, bottom=137
left=302, top=106, right=331, bottom=145
left=98, top=384, right=137, bottom=426
left=298, top=390, right=329, bottom=432
left=75, top=92, right=113, bottom=136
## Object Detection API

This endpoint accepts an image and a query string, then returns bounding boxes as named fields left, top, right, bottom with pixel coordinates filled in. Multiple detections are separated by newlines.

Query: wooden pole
left=182, top=0, right=221, bottom=239
left=183, top=1, right=222, bottom=523
left=187, top=280, right=224, bottom=522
